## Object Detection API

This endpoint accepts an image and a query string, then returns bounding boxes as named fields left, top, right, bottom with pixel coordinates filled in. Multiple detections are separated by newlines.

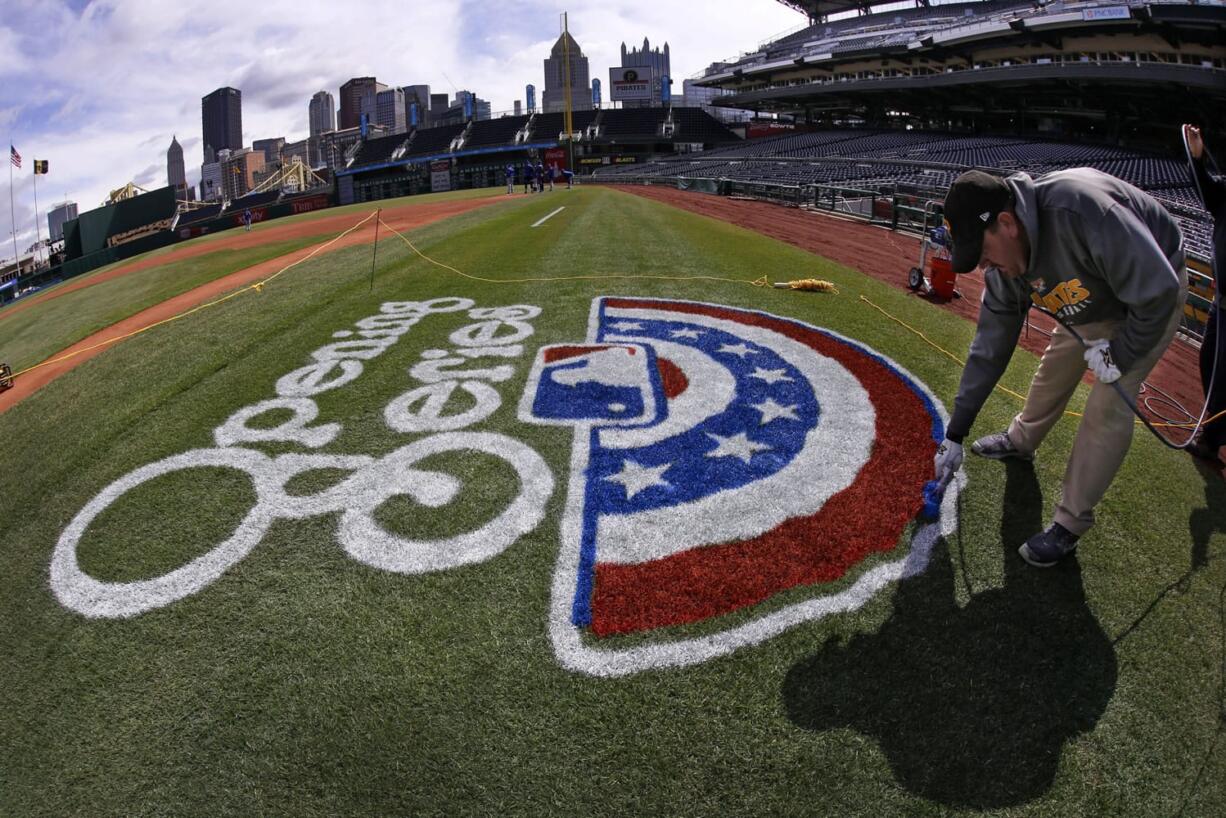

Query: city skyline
left=0, top=0, right=803, bottom=259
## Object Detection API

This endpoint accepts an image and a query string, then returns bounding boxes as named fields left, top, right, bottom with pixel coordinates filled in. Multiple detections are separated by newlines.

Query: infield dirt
left=0, top=194, right=504, bottom=414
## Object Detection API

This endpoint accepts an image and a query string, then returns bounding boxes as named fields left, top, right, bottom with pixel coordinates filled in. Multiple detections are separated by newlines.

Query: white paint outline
left=51, top=433, right=553, bottom=617
left=594, top=310, right=873, bottom=565
left=51, top=299, right=553, bottom=620
left=530, top=207, right=565, bottom=228
left=547, top=297, right=965, bottom=677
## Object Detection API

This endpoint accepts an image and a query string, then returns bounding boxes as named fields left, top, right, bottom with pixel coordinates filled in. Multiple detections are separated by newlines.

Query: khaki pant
left=1005, top=280, right=1186, bottom=536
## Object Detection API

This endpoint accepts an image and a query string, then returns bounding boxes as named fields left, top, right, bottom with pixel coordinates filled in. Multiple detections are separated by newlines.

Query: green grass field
left=0, top=187, right=1222, bottom=816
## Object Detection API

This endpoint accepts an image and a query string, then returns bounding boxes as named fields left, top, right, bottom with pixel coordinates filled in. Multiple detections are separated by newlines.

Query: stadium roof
left=776, top=0, right=940, bottom=23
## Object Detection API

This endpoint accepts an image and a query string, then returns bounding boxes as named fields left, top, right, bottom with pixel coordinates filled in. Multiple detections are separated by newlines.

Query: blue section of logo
left=569, top=304, right=823, bottom=627
left=531, top=344, right=665, bottom=425
left=593, top=316, right=818, bottom=515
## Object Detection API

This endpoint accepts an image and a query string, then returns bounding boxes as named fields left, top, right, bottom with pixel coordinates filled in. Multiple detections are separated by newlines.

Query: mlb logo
left=520, top=343, right=665, bottom=427
left=522, top=297, right=959, bottom=677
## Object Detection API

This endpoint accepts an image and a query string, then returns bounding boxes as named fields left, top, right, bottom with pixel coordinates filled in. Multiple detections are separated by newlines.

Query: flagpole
left=8, top=148, right=18, bottom=271
left=32, top=163, right=41, bottom=267
left=562, top=12, right=575, bottom=175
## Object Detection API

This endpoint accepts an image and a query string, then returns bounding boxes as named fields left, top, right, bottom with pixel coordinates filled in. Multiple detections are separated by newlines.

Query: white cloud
left=0, top=0, right=804, bottom=256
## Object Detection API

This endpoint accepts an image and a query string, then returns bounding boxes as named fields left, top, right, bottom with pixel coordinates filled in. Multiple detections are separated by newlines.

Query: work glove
left=1083, top=340, right=1121, bottom=384
left=933, top=438, right=963, bottom=486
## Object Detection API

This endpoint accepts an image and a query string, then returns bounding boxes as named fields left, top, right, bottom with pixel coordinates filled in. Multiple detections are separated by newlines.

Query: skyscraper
left=526, top=84, right=536, bottom=115
left=620, top=38, right=671, bottom=108
left=591, top=78, right=602, bottom=109
left=339, top=77, right=387, bottom=130
left=201, top=87, right=242, bottom=163
left=47, top=201, right=78, bottom=243
left=167, top=135, right=186, bottom=191
left=309, top=91, right=336, bottom=136
left=375, top=87, right=407, bottom=134
left=401, top=84, right=431, bottom=128
left=253, top=137, right=285, bottom=164
left=543, top=33, right=589, bottom=114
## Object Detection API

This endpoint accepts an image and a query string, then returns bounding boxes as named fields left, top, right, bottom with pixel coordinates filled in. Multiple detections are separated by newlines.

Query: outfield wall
left=20, top=190, right=335, bottom=295
left=175, top=192, right=333, bottom=239
left=65, top=187, right=179, bottom=258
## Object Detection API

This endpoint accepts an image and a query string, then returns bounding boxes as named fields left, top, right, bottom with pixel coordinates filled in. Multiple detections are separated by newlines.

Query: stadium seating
left=233, top=190, right=281, bottom=209
left=530, top=110, right=600, bottom=140
left=405, top=123, right=467, bottom=157
left=176, top=203, right=224, bottom=226
left=670, top=108, right=740, bottom=143
left=601, top=108, right=670, bottom=137
left=591, top=127, right=1214, bottom=259
left=352, top=133, right=410, bottom=167
left=465, top=115, right=531, bottom=149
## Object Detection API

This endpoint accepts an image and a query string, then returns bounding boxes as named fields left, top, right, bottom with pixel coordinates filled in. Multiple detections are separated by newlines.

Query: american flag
left=9, top=145, right=20, bottom=169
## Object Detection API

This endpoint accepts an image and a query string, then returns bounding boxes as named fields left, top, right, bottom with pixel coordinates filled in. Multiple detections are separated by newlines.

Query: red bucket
left=929, top=256, right=956, bottom=300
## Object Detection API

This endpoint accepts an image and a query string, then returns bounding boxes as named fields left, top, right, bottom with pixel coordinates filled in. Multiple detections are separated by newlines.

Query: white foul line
left=531, top=207, right=565, bottom=228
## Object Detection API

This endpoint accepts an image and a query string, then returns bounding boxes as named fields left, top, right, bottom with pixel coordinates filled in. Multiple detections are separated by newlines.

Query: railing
left=725, top=180, right=808, bottom=206
left=811, top=184, right=879, bottom=219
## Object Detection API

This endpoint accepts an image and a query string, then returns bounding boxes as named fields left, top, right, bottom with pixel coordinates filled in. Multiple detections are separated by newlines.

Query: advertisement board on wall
left=609, top=67, right=654, bottom=102
left=544, top=147, right=569, bottom=172
left=746, top=122, right=796, bottom=140
left=288, top=194, right=331, bottom=214
left=1082, top=6, right=1130, bottom=20
left=430, top=159, right=452, bottom=193
left=579, top=155, right=638, bottom=166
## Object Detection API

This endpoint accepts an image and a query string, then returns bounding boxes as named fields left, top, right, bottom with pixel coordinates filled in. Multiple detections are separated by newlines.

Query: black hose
left=1031, top=304, right=1206, bottom=451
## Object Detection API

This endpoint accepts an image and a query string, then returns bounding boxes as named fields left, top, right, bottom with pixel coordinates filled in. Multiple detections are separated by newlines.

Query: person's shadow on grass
left=1188, top=458, right=1226, bottom=580
left=1174, top=458, right=1226, bottom=815
left=781, top=461, right=1117, bottom=809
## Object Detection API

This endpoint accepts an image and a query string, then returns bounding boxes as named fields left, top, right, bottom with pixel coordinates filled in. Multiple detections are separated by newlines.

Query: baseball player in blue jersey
left=524, top=161, right=534, bottom=194
left=506, top=163, right=515, bottom=194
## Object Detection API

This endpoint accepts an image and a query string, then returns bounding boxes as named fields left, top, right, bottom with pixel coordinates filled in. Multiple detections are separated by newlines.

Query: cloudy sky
left=0, top=0, right=805, bottom=261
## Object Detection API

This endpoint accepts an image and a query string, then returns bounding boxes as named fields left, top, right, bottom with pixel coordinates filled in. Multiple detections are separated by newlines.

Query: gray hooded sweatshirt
left=946, top=168, right=1185, bottom=442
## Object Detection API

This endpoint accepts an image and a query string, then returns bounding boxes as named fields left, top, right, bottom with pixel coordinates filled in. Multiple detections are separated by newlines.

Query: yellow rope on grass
left=378, top=217, right=765, bottom=289
left=858, top=294, right=1222, bottom=430
left=12, top=210, right=379, bottom=379
left=774, top=278, right=839, bottom=294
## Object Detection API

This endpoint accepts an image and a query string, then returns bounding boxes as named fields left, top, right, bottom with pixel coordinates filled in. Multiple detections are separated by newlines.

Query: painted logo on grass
left=520, top=297, right=963, bottom=676
left=50, top=294, right=961, bottom=678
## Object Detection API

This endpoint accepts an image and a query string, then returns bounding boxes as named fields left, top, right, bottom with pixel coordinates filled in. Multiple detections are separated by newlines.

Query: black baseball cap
left=943, top=171, right=1012, bottom=274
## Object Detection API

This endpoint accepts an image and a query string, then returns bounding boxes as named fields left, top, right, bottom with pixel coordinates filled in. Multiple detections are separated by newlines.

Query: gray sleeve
left=946, top=270, right=1028, bottom=442
left=1090, top=203, right=1184, bottom=373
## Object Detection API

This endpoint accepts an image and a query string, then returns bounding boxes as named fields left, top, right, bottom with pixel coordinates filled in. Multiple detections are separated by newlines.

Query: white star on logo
left=609, top=321, right=644, bottom=331
left=751, top=398, right=799, bottom=425
left=705, top=431, right=773, bottom=464
left=717, top=343, right=755, bottom=358
left=604, top=459, right=671, bottom=500
left=670, top=328, right=703, bottom=340
left=749, top=367, right=793, bottom=385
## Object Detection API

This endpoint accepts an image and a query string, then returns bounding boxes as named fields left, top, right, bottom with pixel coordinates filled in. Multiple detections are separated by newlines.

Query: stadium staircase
left=515, top=115, right=534, bottom=145
left=586, top=110, right=604, bottom=140
left=450, top=121, right=472, bottom=153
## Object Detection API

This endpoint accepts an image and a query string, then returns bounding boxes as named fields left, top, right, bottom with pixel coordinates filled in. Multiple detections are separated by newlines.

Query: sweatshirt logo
left=1031, top=278, right=1091, bottom=316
